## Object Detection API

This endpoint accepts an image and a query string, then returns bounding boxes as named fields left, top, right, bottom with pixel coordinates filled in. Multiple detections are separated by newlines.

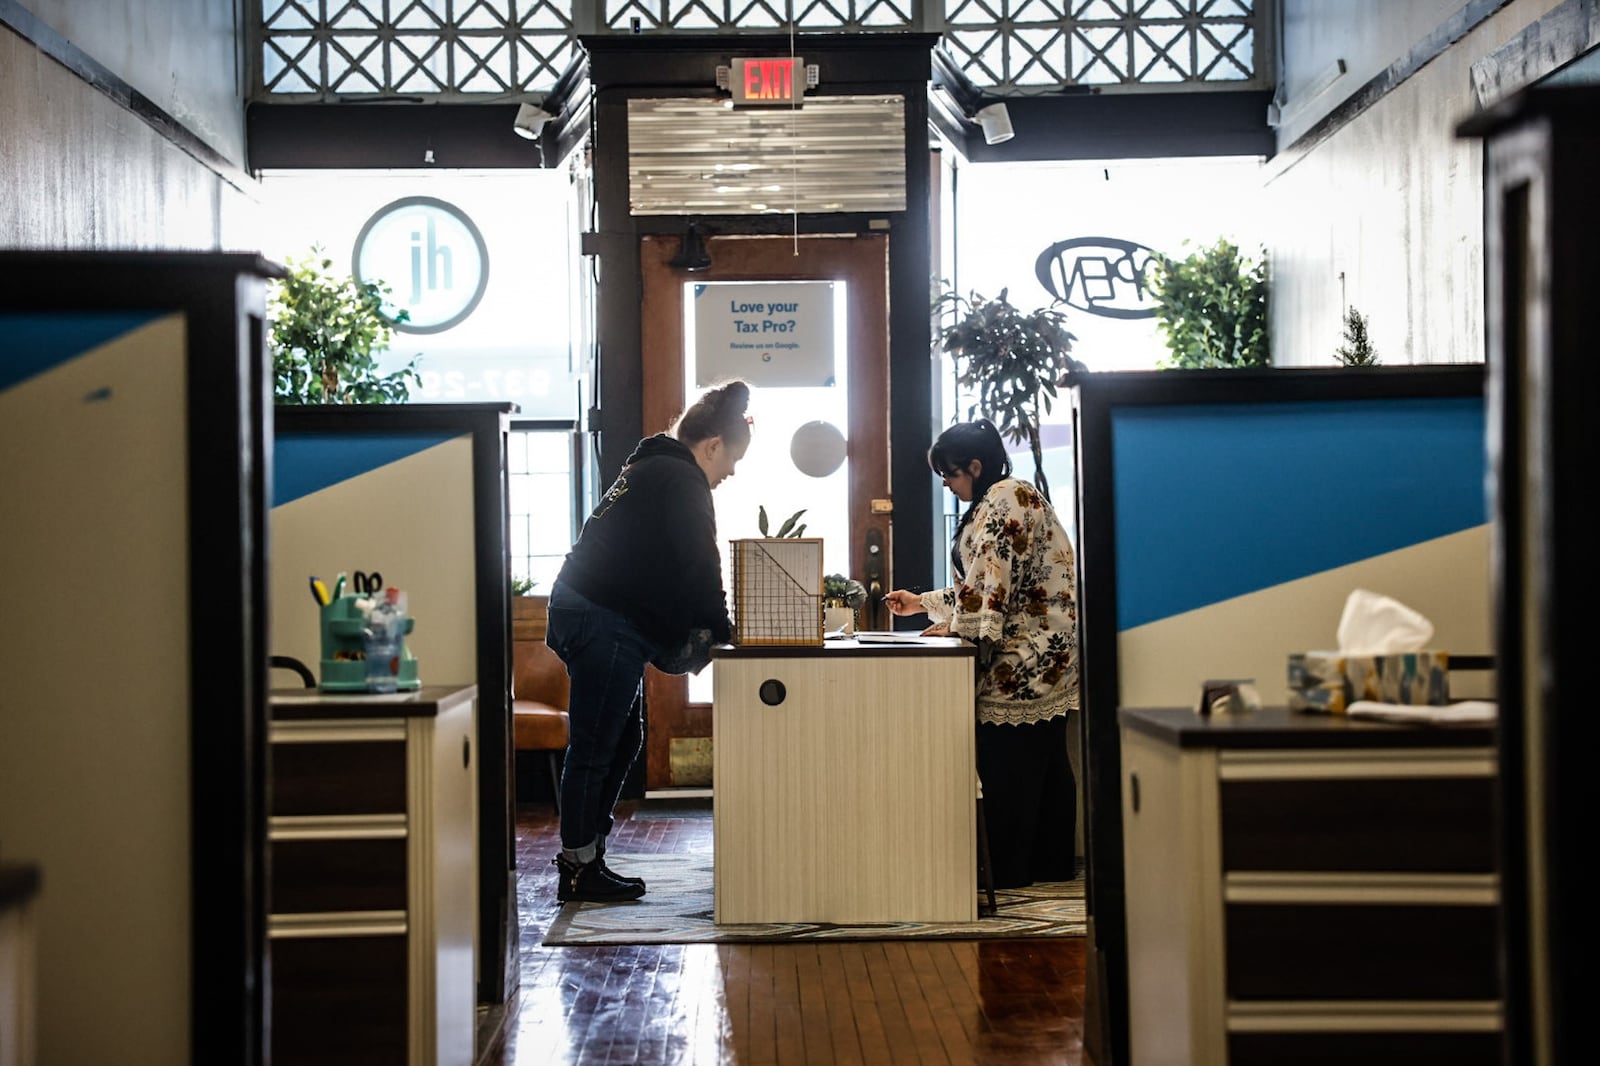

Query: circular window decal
left=352, top=196, right=489, bottom=334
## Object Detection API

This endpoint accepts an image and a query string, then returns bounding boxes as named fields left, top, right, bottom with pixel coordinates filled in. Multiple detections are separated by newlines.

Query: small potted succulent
left=823, top=573, right=868, bottom=635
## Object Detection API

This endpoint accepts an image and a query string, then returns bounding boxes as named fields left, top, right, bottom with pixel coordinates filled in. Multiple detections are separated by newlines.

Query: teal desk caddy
left=319, top=593, right=420, bottom=692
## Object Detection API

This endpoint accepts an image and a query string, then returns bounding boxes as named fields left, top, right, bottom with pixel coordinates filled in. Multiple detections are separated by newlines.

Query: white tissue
left=1335, top=588, right=1434, bottom=656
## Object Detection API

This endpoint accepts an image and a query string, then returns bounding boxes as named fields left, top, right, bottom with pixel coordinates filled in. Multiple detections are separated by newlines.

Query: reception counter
left=711, top=637, right=978, bottom=924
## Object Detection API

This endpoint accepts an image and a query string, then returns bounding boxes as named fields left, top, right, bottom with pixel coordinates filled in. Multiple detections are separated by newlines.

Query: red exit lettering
left=742, top=58, right=794, bottom=101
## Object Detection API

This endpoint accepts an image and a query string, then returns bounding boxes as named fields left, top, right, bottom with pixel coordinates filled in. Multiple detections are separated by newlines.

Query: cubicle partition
left=0, top=252, right=279, bottom=1066
left=271, top=403, right=516, bottom=1005
left=1069, top=365, right=1488, bottom=1066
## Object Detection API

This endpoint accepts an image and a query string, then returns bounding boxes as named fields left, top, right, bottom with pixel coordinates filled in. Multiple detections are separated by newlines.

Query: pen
left=309, top=576, right=330, bottom=606
left=333, top=572, right=347, bottom=600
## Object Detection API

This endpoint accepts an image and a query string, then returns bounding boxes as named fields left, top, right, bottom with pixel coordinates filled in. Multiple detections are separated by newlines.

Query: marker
left=309, top=576, right=330, bottom=606
left=333, top=572, right=347, bottom=600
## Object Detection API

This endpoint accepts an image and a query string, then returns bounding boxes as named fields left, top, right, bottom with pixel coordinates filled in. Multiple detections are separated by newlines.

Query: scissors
left=353, top=570, right=384, bottom=595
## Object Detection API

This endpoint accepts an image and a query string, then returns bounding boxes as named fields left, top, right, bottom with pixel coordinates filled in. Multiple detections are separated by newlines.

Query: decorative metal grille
left=605, top=0, right=913, bottom=33
left=257, top=0, right=577, bottom=98
left=253, top=0, right=1260, bottom=99
left=943, top=0, right=1259, bottom=92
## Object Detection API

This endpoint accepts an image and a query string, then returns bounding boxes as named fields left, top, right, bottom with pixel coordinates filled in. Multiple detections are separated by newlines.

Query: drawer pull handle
left=758, top=679, right=786, bottom=706
left=463, top=735, right=471, bottom=769
left=1130, top=771, right=1140, bottom=814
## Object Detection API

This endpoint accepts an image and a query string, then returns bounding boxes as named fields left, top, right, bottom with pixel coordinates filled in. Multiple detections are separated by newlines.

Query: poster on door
left=692, top=281, right=836, bottom=388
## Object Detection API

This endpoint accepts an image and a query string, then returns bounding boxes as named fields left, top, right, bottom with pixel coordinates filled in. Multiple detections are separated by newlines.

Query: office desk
left=1118, top=705, right=1500, bottom=1066
left=268, top=685, right=477, bottom=1066
left=712, top=638, right=977, bottom=924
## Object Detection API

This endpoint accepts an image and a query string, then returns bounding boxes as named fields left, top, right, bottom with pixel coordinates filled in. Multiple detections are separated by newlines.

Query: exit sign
left=730, top=56, right=805, bottom=106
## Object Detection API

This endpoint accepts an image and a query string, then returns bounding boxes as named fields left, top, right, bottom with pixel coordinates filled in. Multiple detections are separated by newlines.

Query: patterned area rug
left=541, top=851, right=1085, bottom=945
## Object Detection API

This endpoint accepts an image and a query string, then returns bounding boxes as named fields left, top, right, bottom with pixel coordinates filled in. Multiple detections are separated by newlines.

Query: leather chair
left=512, top=639, right=571, bottom=811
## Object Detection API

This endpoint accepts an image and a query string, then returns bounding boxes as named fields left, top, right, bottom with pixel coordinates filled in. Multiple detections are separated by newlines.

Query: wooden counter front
left=712, top=638, right=978, bottom=924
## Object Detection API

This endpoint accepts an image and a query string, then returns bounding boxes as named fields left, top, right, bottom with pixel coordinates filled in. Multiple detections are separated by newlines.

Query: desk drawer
left=271, top=933, right=408, bottom=1066
left=1230, top=1031, right=1500, bottom=1066
left=1216, top=748, right=1495, bottom=874
left=271, top=837, right=407, bottom=914
left=1226, top=902, right=1499, bottom=1000
left=272, top=740, right=406, bottom=816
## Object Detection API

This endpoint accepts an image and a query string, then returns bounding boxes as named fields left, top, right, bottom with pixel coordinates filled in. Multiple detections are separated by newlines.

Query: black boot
left=597, top=840, right=646, bottom=891
left=553, top=853, right=646, bottom=903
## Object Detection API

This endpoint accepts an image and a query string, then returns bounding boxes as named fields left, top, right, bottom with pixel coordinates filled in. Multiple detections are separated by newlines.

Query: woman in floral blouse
left=884, top=419, right=1080, bottom=888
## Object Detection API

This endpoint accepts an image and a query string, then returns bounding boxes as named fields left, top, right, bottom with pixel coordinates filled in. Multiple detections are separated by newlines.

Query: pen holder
left=319, top=594, right=420, bottom=692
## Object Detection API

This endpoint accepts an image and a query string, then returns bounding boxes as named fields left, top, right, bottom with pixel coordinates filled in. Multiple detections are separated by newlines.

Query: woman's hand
left=921, top=622, right=951, bottom=637
left=883, top=589, right=923, bottom=616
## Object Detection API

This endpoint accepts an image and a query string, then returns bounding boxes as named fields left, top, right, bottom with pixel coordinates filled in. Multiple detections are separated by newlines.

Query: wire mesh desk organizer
left=729, top=537, right=824, bottom=645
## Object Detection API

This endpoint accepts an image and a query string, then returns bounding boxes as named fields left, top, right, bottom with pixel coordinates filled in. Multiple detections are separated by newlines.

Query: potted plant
left=1148, top=237, right=1270, bottom=369
left=268, top=247, right=422, bottom=404
left=823, top=574, right=868, bottom=635
left=934, top=285, right=1078, bottom=503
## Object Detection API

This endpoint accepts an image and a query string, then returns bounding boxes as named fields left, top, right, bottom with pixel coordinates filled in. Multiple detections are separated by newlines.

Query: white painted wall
left=1266, top=0, right=1568, bottom=367
left=0, top=0, right=257, bottom=251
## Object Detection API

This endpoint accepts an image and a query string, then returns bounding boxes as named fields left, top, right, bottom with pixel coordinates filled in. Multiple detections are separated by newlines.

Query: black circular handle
left=758, top=679, right=786, bottom=706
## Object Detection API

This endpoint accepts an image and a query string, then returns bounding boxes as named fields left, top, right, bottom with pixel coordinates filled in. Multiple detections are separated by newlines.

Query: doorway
left=638, top=231, right=891, bottom=790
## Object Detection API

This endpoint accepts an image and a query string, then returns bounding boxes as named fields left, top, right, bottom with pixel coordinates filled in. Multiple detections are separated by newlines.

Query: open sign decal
left=1034, top=236, right=1161, bottom=321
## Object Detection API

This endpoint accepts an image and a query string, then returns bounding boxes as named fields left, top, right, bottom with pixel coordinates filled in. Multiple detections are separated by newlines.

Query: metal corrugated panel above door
left=628, top=95, right=907, bottom=215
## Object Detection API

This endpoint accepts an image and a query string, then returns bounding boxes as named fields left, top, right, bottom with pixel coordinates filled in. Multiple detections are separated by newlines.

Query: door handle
left=863, top=528, right=886, bottom=629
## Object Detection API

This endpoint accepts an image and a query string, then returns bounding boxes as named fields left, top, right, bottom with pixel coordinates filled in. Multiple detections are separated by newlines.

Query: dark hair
left=929, top=419, right=1013, bottom=576
left=673, top=379, right=753, bottom=451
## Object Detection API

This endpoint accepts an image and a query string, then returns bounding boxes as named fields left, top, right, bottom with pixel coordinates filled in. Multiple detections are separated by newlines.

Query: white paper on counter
left=1346, top=700, right=1497, bottom=724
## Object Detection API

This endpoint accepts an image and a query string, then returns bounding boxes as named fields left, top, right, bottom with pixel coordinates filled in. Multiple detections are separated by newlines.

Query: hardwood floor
left=481, top=798, right=1089, bottom=1065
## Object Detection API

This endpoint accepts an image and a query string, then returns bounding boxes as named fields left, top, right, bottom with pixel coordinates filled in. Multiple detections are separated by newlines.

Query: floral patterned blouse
left=916, top=478, right=1080, bottom=726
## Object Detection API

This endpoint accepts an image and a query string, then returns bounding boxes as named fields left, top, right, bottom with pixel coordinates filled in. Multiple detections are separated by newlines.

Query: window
left=508, top=421, right=581, bottom=592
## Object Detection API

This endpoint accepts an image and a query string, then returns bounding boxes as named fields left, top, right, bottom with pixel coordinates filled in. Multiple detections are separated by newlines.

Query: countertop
left=1119, top=704, right=1497, bottom=750
left=269, top=683, right=479, bottom=720
left=712, top=634, right=976, bottom=659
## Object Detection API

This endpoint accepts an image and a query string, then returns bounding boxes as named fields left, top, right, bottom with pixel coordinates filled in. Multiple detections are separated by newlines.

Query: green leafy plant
left=1333, top=305, right=1380, bottom=366
left=1149, top=238, right=1270, bottom=370
left=757, top=506, right=807, bottom=538
left=510, top=576, right=537, bottom=597
left=934, top=285, right=1078, bottom=503
left=269, top=247, right=421, bottom=404
left=823, top=574, right=868, bottom=609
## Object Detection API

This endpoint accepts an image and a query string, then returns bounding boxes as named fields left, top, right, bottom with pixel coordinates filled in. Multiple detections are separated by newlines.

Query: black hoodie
left=555, top=434, right=732, bottom=648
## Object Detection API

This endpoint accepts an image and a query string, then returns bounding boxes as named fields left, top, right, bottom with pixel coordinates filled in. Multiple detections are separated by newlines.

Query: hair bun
left=718, top=379, right=751, bottom=413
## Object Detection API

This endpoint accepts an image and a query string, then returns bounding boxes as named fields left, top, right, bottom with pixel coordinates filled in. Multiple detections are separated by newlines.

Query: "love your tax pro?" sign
left=692, top=281, right=836, bottom=388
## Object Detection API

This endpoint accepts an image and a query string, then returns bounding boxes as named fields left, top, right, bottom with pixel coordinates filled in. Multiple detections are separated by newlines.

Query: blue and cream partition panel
left=0, top=252, right=279, bottom=1066
left=271, top=402, right=514, bottom=1006
left=1069, top=365, right=1487, bottom=1066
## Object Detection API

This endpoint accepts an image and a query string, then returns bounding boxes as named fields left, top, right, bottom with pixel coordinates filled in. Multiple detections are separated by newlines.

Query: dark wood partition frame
left=1461, top=84, right=1598, bottom=1066
left=1069, top=363, right=1486, bottom=1066
left=0, top=250, right=283, bottom=1065
left=274, top=402, right=517, bottom=1005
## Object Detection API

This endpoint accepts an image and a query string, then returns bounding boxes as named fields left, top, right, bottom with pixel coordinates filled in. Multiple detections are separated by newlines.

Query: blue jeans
left=545, top=578, right=659, bottom=858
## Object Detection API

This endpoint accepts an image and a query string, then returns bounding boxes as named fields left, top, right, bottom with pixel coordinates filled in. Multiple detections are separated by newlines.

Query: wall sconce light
left=669, top=221, right=713, bottom=272
left=513, top=101, right=557, bottom=140
left=974, top=102, right=1014, bottom=145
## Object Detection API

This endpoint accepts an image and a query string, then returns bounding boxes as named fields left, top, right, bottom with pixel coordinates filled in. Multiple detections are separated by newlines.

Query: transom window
left=253, top=0, right=1263, bottom=98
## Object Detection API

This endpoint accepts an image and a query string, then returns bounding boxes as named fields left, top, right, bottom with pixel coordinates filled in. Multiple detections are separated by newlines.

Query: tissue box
left=1287, top=651, right=1450, bottom=714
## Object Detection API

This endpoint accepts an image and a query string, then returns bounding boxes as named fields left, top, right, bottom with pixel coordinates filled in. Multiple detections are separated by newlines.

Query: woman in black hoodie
left=545, top=379, right=752, bottom=902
